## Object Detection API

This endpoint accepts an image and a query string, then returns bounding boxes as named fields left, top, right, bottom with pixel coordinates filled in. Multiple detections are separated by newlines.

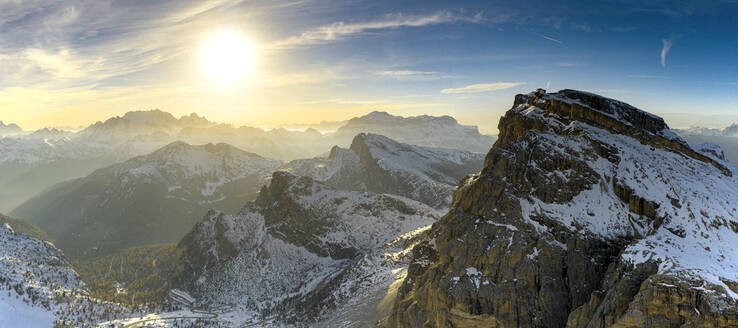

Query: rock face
left=386, top=89, right=738, bottom=327
left=284, top=133, right=485, bottom=209
left=170, top=171, right=441, bottom=325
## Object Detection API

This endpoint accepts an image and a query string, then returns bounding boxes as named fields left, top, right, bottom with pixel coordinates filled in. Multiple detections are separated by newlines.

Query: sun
left=200, top=30, right=256, bottom=84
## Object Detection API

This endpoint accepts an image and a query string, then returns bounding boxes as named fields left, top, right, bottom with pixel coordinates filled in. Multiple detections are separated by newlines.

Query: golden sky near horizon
left=2, top=1, right=737, bottom=134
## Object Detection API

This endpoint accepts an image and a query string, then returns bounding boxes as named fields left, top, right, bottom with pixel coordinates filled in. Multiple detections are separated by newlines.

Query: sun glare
left=200, top=30, right=256, bottom=84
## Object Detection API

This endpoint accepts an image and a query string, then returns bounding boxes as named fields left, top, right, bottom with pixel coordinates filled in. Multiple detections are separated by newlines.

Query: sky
left=1, top=0, right=738, bottom=134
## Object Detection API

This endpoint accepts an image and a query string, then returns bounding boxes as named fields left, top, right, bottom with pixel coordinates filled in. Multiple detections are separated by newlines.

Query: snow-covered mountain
left=167, top=171, right=440, bottom=326
left=675, top=125, right=738, bottom=164
left=0, top=121, right=22, bottom=136
left=677, top=123, right=738, bottom=137
left=0, top=109, right=495, bottom=212
left=77, top=110, right=215, bottom=144
left=177, top=124, right=328, bottom=159
left=0, top=223, right=133, bottom=327
left=11, top=141, right=282, bottom=257
left=388, top=89, right=738, bottom=327
left=284, top=133, right=485, bottom=208
left=334, top=111, right=496, bottom=153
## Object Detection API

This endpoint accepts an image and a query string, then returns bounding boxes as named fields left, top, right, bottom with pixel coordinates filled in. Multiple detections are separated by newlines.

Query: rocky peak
left=348, top=133, right=376, bottom=165
left=504, top=88, right=731, bottom=176
left=387, top=89, right=738, bottom=328
left=255, top=171, right=312, bottom=207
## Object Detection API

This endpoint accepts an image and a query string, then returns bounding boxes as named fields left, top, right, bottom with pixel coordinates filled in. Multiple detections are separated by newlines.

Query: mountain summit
left=12, top=141, right=281, bottom=256
left=285, top=133, right=485, bottom=208
left=336, top=111, right=496, bottom=153
left=387, top=89, right=738, bottom=327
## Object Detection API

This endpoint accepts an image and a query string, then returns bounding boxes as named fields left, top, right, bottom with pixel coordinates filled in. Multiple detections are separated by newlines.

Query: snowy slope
left=385, top=89, right=738, bottom=327
left=284, top=133, right=485, bottom=208
left=509, top=92, right=738, bottom=291
left=0, top=136, right=107, bottom=165
left=0, top=224, right=133, bottom=327
left=169, top=172, right=440, bottom=326
left=11, top=141, right=283, bottom=256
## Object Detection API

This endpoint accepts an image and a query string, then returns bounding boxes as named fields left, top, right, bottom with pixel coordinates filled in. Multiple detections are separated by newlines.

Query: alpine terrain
left=168, top=171, right=441, bottom=326
left=285, top=133, right=485, bottom=209
left=387, top=89, right=738, bottom=327
left=0, top=223, right=136, bottom=327
left=12, top=141, right=282, bottom=256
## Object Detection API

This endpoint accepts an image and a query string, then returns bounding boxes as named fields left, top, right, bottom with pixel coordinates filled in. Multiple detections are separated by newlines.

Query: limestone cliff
left=386, top=89, right=738, bottom=327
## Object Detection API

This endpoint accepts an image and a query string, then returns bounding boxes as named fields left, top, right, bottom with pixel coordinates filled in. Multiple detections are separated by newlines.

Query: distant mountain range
left=0, top=110, right=495, bottom=212
left=0, top=121, right=22, bottom=136
left=285, top=133, right=485, bottom=209
left=13, top=132, right=483, bottom=257
left=675, top=124, right=738, bottom=164
left=11, top=141, right=281, bottom=256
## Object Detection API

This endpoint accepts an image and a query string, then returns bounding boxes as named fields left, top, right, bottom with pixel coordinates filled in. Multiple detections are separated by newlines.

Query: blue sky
left=1, top=0, right=737, bottom=133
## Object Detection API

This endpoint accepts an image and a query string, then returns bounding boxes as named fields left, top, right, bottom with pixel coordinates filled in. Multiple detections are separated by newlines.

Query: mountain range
left=0, top=121, right=22, bottom=136
left=0, top=110, right=495, bottom=213
left=12, top=133, right=483, bottom=258
left=285, top=133, right=485, bottom=209
left=11, top=142, right=281, bottom=256
left=674, top=124, right=738, bottom=164
left=2, top=89, right=738, bottom=327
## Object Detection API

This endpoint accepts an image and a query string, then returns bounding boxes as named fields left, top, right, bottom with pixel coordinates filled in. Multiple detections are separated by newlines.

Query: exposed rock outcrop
left=284, top=133, right=485, bottom=209
left=169, top=172, right=441, bottom=324
left=386, top=89, right=738, bottom=327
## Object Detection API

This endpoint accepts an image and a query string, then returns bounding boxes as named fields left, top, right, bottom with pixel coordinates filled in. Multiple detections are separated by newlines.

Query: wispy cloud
left=532, top=33, right=563, bottom=44
left=271, top=11, right=483, bottom=49
left=571, top=23, right=593, bottom=32
left=556, top=62, right=576, bottom=67
left=441, top=82, right=526, bottom=94
left=661, top=39, right=673, bottom=67
left=0, top=0, right=251, bottom=88
left=375, top=70, right=452, bottom=81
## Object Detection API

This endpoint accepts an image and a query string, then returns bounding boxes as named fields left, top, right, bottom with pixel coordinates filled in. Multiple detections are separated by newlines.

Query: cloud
left=532, top=33, right=563, bottom=44
left=0, top=0, right=252, bottom=88
left=441, top=82, right=526, bottom=94
left=270, top=11, right=483, bottom=49
left=571, top=23, right=593, bottom=32
left=661, top=39, right=673, bottom=67
left=375, top=70, right=452, bottom=81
